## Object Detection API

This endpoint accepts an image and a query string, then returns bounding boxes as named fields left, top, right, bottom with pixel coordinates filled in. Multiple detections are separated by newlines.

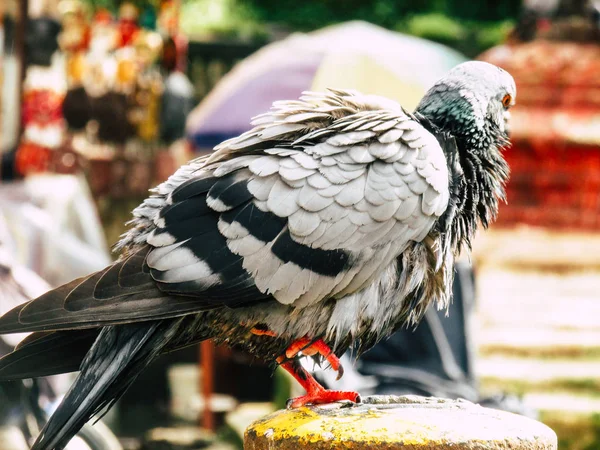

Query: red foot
left=287, top=390, right=361, bottom=409
left=278, top=358, right=361, bottom=409
left=248, top=330, right=357, bottom=407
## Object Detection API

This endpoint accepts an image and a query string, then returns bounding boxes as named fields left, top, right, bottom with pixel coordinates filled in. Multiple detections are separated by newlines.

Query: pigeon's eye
left=502, top=94, right=512, bottom=109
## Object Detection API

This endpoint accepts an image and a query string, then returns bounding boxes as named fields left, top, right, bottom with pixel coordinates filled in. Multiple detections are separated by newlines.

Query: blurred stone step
left=473, top=228, right=600, bottom=270
left=475, top=270, right=600, bottom=330
left=477, top=327, right=600, bottom=359
left=481, top=377, right=600, bottom=401
left=477, top=357, right=600, bottom=408
left=476, top=357, right=600, bottom=383
left=523, top=393, right=600, bottom=415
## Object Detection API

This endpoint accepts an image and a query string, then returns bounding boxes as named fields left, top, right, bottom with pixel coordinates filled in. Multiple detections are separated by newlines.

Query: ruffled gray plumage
left=0, top=61, right=516, bottom=450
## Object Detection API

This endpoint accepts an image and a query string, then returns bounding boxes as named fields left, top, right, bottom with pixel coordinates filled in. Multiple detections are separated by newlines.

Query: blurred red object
left=15, top=143, right=81, bottom=176
left=480, top=42, right=600, bottom=230
left=161, top=33, right=188, bottom=73
left=117, top=2, right=140, bottom=48
left=21, top=90, right=64, bottom=127
left=15, top=143, right=52, bottom=175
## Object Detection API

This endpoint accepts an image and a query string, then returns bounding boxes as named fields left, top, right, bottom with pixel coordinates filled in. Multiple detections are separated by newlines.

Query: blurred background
left=1, top=0, right=600, bottom=449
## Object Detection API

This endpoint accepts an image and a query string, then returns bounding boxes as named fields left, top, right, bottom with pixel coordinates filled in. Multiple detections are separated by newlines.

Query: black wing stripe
left=270, top=230, right=351, bottom=276
left=150, top=232, right=232, bottom=290
left=221, top=202, right=286, bottom=243
left=203, top=276, right=268, bottom=305
left=159, top=195, right=212, bottom=224
left=156, top=215, right=219, bottom=241
left=203, top=247, right=245, bottom=280
left=183, top=232, right=228, bottom=258
left=170, top=176, right=218, bottom=202
left=207, top=177, right=254, bottom=210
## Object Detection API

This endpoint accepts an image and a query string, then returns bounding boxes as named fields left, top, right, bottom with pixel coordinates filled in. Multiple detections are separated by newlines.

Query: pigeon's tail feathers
left=31, top=320, right=181, bottom=450
left=0, top=330, right=99, bottom=380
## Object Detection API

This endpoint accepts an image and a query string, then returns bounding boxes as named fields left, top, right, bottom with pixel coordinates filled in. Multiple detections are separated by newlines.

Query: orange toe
left=286, top=390, right=361, bottom=409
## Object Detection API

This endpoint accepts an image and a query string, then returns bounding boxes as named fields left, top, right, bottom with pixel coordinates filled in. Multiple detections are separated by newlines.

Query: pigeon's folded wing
left=0, top=90, right=451, bottom=333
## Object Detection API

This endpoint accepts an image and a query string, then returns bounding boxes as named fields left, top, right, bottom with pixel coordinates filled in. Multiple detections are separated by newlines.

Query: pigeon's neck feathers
left=416, top=84, right=492, bottom=150
left=415, top=91, right=509, bottom=253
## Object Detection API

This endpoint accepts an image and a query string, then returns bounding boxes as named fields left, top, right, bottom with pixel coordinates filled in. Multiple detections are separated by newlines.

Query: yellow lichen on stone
left=244, top=395, right=558, bottom=450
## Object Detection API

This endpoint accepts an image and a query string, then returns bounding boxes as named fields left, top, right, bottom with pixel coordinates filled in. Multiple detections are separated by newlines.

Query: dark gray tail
left=32, top=319, right=181, bottom=450
left=0, top=330, right=99, bottom=380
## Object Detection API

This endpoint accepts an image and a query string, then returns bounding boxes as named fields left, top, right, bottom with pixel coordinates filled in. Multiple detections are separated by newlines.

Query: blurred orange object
left=93, top=8, right=112, bottom=25
left=15, top=143, right=52, bottom=175
left=66, top=53, right=86, bottom=85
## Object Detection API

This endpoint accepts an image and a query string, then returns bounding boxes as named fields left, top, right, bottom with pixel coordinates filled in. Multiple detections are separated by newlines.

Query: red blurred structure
left=481, top=42, right=600, bottom=230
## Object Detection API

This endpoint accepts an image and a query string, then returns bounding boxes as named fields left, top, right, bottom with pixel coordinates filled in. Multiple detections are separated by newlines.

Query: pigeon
left=0, top=61, right=515, bottom=450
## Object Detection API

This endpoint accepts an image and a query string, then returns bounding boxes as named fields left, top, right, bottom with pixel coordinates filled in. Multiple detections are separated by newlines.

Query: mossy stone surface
left=244, top=395, right=557, bottom=450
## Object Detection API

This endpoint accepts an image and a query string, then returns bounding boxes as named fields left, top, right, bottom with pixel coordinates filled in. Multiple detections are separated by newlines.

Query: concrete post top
left=244, top=395, right=557, bottom=450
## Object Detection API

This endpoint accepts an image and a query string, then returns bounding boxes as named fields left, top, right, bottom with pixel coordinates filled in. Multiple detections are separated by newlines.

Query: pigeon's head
left=416, top=61, right=516, bottom=151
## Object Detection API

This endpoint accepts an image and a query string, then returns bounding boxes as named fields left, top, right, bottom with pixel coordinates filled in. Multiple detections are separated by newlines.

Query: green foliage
left=242, top=0, right=520, bottom=30
left=81, top=0, right=161, bottom=14
left=401, top=13, right=467, bottom=47
left=241, top=0, right=438, bottom=31
left=584, top=414, right=600, bottom=450
left=179, top=0, right=267, bottom=41
left=474, top=19, right=514, bottom=51
left=542, top=412, right=600, bottom=450
left=273, top=367, right=291, bottom=411
left=445, top=0, right=521, bottom=21
left=397, top=13, right=514, bottom=57
left=81, top=0, right=520, bottom=55
left=214, top=0, right=519, bottom=55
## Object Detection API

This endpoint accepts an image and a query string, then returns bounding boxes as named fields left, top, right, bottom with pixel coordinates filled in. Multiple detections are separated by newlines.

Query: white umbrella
left=186, top=21, right=467, bottom=149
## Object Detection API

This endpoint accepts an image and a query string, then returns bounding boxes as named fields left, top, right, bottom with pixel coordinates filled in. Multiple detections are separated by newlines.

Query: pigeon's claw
left=284, top=336, right=312, bottom=358
left=284, top=337, right=345, bottom=380
left=278, top=357, right=360, bottom=409
left=335, top=363, right=344, bottom=381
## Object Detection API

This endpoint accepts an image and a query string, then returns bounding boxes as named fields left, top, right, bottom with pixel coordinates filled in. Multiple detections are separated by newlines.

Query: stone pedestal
left=244, top=395, right=557, bottom=450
